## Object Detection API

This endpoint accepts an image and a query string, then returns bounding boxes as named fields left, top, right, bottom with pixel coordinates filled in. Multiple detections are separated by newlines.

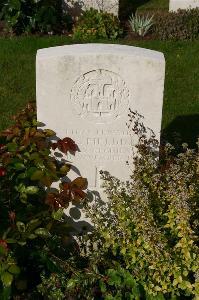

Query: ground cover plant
left=35, top=112, right=199, bottom=299
left=0, top=103, right=87, bottom=299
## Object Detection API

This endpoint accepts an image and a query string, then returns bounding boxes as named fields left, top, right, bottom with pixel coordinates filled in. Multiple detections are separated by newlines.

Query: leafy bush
left=2, top=107, right=199, bottom=299
left=0, top=103, right=87, bottom=298
left=0, top=0, right=66, bottom=34
left=83, top=111, right=199, bottom=299
left=153, top=8, right=199, bottom=40
left=38, top=111, right=199, bottom=299
left=73, top=8, right=122, bottom=40
left=38, top=265, right=142, bottom=299
left=39, top=112, right=199, bottom=300
left=129, top=13, right=154, bottom=37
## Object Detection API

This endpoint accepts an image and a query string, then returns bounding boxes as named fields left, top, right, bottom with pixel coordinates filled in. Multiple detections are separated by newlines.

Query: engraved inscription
left=66, top=129, right=133, bottom=162
left=65, top=128, right=133, bottom=189
left=70, top=69, right=130, bottom=123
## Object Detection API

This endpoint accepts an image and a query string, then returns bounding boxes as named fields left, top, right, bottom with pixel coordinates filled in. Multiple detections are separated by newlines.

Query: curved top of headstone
left=37, top=43, right=164, bottom=61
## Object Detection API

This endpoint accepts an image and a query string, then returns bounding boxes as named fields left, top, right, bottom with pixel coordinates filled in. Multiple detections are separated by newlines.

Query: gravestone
left=63, top=0, right=119, bottom=17
left=169, top=0, right=199, bottom=11
left=36, top=44, right=165, bottom=201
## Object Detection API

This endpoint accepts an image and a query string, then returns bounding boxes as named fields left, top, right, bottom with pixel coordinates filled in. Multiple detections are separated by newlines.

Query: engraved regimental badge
left=71, top=69, right=130, bottom=123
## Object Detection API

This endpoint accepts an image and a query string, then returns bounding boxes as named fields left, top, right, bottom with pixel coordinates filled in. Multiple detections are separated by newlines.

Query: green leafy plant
left=153, top=8, right=199, bottom=40
left=37, top=111, right=199, bottom=299
left=129, top=13, right=154, bottom=37
left=81, top=110, right=199, bottom=299
left=0, top=103, right=87, bottom=298
left=38, top=265, right=142, bottom=300
left=73, top=8, right=122, bottom=40
left=0, top=240, right=20, bottom=299
left=0, top=0, right=65, bottom=34
left=3, top=105, right=199, bottom=299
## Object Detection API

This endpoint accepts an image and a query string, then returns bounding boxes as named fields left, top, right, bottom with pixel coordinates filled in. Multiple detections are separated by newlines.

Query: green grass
left=119, top=0, right=169, bottom=19
left=137, top=0, right=169, bottom=11
left=0, top=37, right=199, bottom=146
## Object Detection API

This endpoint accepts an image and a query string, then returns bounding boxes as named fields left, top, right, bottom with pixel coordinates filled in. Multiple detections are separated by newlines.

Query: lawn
left=0, top=36, right=199, bottom=147
left=137, top=0, right=169, bottom=11
left=119, top=0, right=169, bottom=19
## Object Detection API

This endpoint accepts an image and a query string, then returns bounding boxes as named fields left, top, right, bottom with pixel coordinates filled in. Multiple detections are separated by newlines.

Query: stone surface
left=169, top=0, right=199, bottom=11
left=36, top=43, right=165, bottom=203
left=63, top=0, right=119, bottom=17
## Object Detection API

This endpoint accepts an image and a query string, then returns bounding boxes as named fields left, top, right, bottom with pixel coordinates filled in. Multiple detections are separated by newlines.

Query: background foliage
left=73, top=8, right=122, bottom=40
left=0, top=0, right=65, bottom=34
left=153, top=9, right=199, bottom=40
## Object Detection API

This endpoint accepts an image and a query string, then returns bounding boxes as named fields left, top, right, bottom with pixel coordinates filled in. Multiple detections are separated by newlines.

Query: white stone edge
left=36, top=44, right=165, bottom=63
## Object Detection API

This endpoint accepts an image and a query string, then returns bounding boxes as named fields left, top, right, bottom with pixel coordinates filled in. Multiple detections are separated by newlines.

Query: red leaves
left=71, top=177, right=88, bottom=189
left=1, top=152, right=11, bottom=165
left=0, top=239, right=8, bottom=251
left=46, top=177, right=88, bottom=210
left=0, top=143, right=6, bottom=155
left=0, top=144, right=8, bottom=176
left=52, top=137, right=78, bottom=154
left=46, top=193, right=64, bottom=211
left=0, top=167, right=6, bottom=176
left=61, top=177, right=88, bottom=202
left=9, top=211, right=16, bottom=223
left=1, top=128, right=13, bottom=137
left=59, top=177, right=88, bottom=206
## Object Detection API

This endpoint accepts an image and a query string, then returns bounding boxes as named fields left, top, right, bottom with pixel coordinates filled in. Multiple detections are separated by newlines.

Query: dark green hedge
left=153, top=8, right=199, bottom=40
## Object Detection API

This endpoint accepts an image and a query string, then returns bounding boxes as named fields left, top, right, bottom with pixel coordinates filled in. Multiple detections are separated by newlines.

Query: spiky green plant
left=129, top=13, right=154, bottom=37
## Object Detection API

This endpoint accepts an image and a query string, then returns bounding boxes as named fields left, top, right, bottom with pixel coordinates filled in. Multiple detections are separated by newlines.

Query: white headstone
left=63, top=0, right=119, bottom=17
left=36, top=44, right=165, bottom=199
left=169, top=0, right=199, bottom=11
